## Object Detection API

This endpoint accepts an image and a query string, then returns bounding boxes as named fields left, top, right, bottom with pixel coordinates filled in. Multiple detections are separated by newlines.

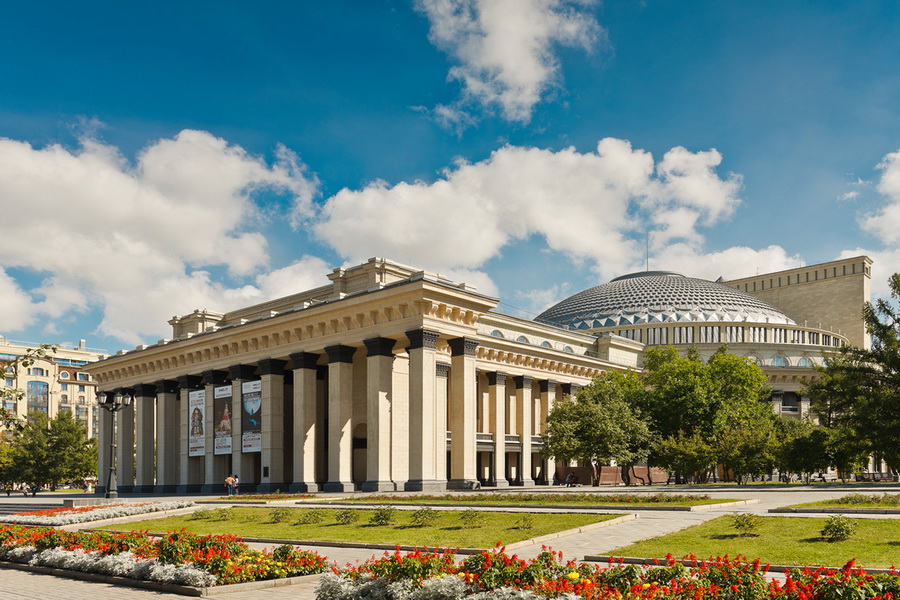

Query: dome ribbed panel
left=536, top=272, right=794, bottom=329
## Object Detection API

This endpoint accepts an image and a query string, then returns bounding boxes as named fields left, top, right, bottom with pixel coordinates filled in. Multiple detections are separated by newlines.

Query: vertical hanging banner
left=188, top=389, right=206, bottom=457
left=241, top=380, right=262, bottom=453
left=213, top=385, right=233, bottom=455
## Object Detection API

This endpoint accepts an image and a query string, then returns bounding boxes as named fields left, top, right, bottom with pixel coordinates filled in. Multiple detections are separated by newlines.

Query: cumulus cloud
left=416, top=0, right=602, bottom=124
left=0, top=130, right=321, bottom=345
left=315, top=138, right=743, bottom=283
left=860, top=149, right=900, bottom=244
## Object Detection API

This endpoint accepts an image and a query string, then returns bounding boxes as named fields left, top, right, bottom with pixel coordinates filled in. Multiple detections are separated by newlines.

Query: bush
left=820, top=514, right=857, bottom=541
left=189, top=509, right=214, bottom=520
left=296, top=509, right=325, bottom=524
left=410, top=507, right=439, bottom=527
left=334, top=509, right=359, bottom=525
left=514, top=514, right=534, bottom=530
left=269, top=508, right=291, bottom=523
left=458, top=509, right=485, bottom=529
left=368, top=506, right=397, bottom=526
left=730, top=513, right=762, bottom=536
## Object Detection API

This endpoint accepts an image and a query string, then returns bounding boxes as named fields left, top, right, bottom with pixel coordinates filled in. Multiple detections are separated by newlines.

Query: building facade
left=85, top=258, right=643, bottom=495
left=1, top=338, right=106, bottom=438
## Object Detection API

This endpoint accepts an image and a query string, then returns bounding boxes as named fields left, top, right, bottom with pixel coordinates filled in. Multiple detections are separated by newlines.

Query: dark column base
left=488, top=478, right=510, bottom=488
left=201, top=483, right=224, bottom=495
left=134, top=485, right=156, bottom=494
left=288, top=482, right=320, bottom=493
left=323, top=481, right=355, bottom=493
left=404, top=479, right=446, bottom=492
left=256, top=482, right=290, bottom=494
left=512, top=479, right=535, bottom=487
left=361, top=480, right=394, bottom=492
left=447, top=479, right=482, bottom=490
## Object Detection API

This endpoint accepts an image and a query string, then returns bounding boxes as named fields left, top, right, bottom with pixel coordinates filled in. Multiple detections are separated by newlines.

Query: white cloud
left=0, top=270, right=38, bottom=332
left=861, top=149, right=900, bottom=244
left=416, top=0, right=602, bottom=123
left=648, top=244, right=804, bottom=282
left=315, top=138, right=743, bottom=282
left=0, top=130, right=320, bottom=345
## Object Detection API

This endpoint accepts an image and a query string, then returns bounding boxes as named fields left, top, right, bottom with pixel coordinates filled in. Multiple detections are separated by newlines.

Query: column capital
left=539, top=380, right=558, bottom=394
left=326, top=344, right=356, bottom=364
left=154, top=379, right=179, bottom=394
left=175, top=375, right=202, bottom=390
left=448, top=337, right=479, bottom=357
left=365, top=337, right=396, bottom=357
left=290, top=352, right=320, bottom=370
left=202, top=370, right=229, bottom=386
left=406, top=328, right=440, bottom=350
left=487, top=371, right=507, bottom=386
left=513, top=375, right=533, bottom=390
left=228, top=364, right=257, bottom=381
left=133, top=383, right=157, bottom=397
left=435, top=363, right=450, bottom=378
left=258, top=358, right=287, bottom=376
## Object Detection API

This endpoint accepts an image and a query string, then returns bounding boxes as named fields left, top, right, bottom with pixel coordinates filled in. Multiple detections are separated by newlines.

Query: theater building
left=85, top=258, right=643, bottom=495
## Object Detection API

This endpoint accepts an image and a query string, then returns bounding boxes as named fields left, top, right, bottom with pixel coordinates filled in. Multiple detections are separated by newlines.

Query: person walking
left=232, top=474, right=240, bottom=496
left=224, top=475, right=235, bottom=496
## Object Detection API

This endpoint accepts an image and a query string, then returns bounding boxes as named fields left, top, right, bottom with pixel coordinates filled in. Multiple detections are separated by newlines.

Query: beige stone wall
left=724, top=256, right=872, bottom=350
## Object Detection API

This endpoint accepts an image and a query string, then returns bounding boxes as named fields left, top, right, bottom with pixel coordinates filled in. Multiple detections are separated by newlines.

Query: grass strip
left=97, top=506, right=619, bottom=548
left=610, top=515, right=900, bottom=569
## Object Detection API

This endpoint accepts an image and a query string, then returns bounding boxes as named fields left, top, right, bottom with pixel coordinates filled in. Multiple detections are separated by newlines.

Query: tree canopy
left=1, top=411, right=96, bottom=489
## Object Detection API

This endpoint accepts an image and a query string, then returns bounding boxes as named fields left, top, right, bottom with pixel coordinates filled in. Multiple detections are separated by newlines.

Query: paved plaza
left=1, top=484, right=898, bottom=599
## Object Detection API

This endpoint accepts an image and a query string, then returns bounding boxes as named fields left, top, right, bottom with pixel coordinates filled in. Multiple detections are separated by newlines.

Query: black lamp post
left=97, top=390, right=133, bottom=499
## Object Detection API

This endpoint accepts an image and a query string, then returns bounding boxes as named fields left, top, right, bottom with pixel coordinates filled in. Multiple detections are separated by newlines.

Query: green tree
left=8, top=411, right=96, bottom=490
left=543, top=370, right=651, bottom=485
left=652, top=432, right=717, bottom=483
left=714, top=400, right=780, bottom=484
left=805, top=273, right=900, bottom=471
left=775, top=419, right=830, bottom=483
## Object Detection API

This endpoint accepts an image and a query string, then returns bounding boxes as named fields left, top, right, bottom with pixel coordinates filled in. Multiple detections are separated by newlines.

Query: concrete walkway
left=1, top=484, right=898, bottom=599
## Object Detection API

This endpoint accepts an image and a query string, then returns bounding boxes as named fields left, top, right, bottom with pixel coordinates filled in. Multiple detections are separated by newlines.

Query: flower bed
left=0, top=525, right=327, bottom=586
left=215, top=492, right=316, bottom=501
left=343, top=493, right=716, bottom=506
left=0, top=501, right=196, bottom=525
left=319, top=546, right=900, bottom=599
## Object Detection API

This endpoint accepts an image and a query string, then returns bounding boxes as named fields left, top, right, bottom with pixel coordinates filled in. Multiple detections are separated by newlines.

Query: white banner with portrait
left=188, top=389, right=206, bottom=457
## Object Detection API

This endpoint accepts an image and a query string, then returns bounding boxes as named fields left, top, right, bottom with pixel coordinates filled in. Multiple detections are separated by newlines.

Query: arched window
left=516, top=335, right=529, bottom=344
left=490, top=330, right=504, bottom=338
left=562, top=346, right=574, bottom=353
left=540, top=341, right=552, bottom=348
left=772, top=356, right=788, bottom=367
left=798, top=357, right=812, bottom=367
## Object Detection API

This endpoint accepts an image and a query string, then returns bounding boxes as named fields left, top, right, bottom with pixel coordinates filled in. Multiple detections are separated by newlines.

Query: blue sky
left=1, top=1, right=899, bottom=353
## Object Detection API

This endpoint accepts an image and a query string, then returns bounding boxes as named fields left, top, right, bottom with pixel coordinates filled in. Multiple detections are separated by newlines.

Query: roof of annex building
left=536, top=271, right=796, bottom=330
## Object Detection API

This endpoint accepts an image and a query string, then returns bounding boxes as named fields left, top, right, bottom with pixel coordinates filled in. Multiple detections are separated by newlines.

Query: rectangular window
left=77, top=373, right=90, bottom=381
left=78, top=385, right=86, bottom=392
left=61, top=383, right=68, bottom=391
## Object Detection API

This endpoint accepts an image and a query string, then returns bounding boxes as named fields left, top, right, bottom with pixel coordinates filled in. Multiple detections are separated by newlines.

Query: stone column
left=116, top=387, right=136, bottom=493
left=448, top=337, right=479, bottom=489
left=176, top=375, right=202, bottom=494
left=487, top=372, right=508, bottom=487
left=133, top=383, right=157, bottom=493
left=201, top=370, right=229, bottom=494
left=290, top=352, right=320, bottom=493
left=258, top=359, right=287, bottom=492
left=363, top=337, right=396, bottom=492
left=514, top=375, right=535, bottom=486
left=228, top=365, right=256, bottom=490
left=325, top=345, right=355, bottom=492
left=154, top=380, right=179, bottom=492
left=435, top=363, right=450, bottom=484
left=538, top=380, right=557, bottom=485
left=405, top=329, right=441, bottom=491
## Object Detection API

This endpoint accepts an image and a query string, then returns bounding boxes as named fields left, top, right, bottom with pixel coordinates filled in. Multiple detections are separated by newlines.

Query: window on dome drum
left=699, top=326, right=720, bottom=344
left=540, top=341, right=551, bottom=348
left=673, top=326, right=693, bottom=344
left=647, top=327, right=668, bottom=345
left=562, top=346, right=574, bottom=353
left=490, top=330, right=504, bottom=338
left=772, top=356, right=788, bottom=367
left=726, top=326, right=744, bottom=343
left=516, top=335, right=529, bottom=343
left=798, top=357, right=812, bottom=367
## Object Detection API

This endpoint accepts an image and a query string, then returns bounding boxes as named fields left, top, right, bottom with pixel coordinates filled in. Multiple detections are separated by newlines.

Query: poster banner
left=188, top=389, right=206, bottom=457
left=213, top=385, right=233, bottom=455
left=241, top=380, right=262, bottom=453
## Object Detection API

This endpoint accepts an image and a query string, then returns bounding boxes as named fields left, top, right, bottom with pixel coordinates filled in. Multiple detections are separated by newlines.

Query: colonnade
left=96, top=329, right=581, bottom=495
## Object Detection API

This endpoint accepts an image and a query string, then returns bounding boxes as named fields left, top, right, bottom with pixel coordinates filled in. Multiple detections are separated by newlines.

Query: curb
left=582, top=555, right=898, bottom=575
left=298, top=500, right=756, bottom=512
left=504, top=514, right=638, bottom=551
left=770, top=507, right=900, bottom=514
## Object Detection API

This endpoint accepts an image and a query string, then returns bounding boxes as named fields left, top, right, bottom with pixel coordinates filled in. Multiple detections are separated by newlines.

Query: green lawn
left=784, top=493, right=900, bottom=510
left=336, top=492, right=730, bottom=507
left=99, top=506, right=619, bottom=548
left=610, top=515, right=900, bottom=568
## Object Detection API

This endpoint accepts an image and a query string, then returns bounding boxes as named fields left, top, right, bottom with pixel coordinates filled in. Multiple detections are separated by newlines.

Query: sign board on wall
left=241, top=380, right=262, bottom=453
left=188, top=389, right=205, bottom=457
left=213, top=385, right=233, bottom=455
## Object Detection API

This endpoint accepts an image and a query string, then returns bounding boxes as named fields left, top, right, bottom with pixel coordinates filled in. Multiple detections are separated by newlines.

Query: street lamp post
left=96, top=390, right=133, bottom=499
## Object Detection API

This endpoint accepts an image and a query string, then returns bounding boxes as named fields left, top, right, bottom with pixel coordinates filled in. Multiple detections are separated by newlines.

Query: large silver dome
left=537, top=271, right=795, bottom=330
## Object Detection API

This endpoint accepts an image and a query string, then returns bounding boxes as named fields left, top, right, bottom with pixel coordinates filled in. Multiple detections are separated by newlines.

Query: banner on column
left=188, top=389, right=205, bottom=457
left=213, top=385, right=233, bottom=455
left=241, top=380, right=262, bottom=453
